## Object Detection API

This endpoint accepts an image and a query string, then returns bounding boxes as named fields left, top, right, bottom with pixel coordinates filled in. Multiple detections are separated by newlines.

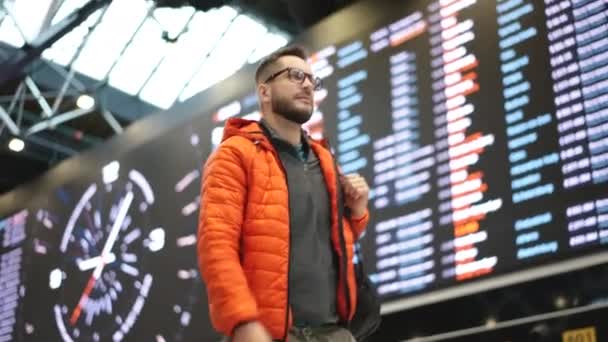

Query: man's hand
left=340, top=173, right=369, bottom=218
left=232, top=321, right=272, bottom=342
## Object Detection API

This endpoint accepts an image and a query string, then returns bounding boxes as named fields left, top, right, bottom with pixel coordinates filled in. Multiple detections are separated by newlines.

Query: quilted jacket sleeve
left=197, top=139, right=259, bottom=336
left=347, top=209, right=370, bottom=240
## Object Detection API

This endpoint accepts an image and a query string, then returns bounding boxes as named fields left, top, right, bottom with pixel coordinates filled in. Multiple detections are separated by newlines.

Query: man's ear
left=258, top=83, right=271, bottom=103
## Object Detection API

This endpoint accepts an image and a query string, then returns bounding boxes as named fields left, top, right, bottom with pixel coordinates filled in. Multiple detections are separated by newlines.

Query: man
left=197, top=45, right=370, bottom=342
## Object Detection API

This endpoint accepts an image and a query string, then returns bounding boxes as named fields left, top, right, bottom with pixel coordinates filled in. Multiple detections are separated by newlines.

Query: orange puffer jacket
left=197, top=118, right=369, bottom=340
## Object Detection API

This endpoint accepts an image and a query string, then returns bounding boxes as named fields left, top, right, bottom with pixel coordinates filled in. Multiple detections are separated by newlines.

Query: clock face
left=23, top=121, right=219, bottom=342
left=47, top=163, right=165, bottom=342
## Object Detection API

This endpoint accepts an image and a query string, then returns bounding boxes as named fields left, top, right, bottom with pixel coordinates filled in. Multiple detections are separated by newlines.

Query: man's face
left=265, top=56, right=315, bottom=124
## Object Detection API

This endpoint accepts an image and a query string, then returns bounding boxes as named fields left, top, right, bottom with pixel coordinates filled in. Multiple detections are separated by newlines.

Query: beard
left=271, top=94, right=313, bottom=124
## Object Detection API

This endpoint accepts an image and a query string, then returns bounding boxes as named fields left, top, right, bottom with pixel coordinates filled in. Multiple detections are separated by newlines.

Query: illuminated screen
left=0, top=210, right=28, bottom=342
left=209, top=0, right=608, bottom=303
left=17, top=120, right=218, bottom=341
left=1, top=0, right=608, bottom=340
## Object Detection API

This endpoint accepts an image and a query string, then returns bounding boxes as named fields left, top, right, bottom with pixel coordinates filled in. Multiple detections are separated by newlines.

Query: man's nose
left=301, top=78, right=314, bottom=91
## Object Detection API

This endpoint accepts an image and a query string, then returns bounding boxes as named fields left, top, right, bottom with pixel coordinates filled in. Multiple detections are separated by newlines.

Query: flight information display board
left=0, top=210, right=28, bottom=342
left=321, top=0, right=608, bottom=300
left=1, top=0, right=607, bottom=340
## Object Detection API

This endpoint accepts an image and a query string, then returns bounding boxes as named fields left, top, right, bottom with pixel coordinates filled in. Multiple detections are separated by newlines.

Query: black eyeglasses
left=264, top=67, right=323, bottom=90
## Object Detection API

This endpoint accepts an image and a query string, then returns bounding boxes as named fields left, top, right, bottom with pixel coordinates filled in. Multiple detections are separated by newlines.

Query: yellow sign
left=562, top=326, right=597, bottom=342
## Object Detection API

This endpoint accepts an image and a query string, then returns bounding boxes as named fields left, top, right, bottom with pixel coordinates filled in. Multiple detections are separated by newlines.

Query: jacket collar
left=222, top=117, right=331, bottom=152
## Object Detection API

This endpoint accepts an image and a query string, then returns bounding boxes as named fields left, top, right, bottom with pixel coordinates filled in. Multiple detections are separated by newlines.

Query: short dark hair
left=255, top=45, right=309, bottom=84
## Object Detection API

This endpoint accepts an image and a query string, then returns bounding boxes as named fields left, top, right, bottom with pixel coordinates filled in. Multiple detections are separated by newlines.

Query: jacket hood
left=221, top=117, right=332, bottom=150
left=221, top=118, right=265, bottom=142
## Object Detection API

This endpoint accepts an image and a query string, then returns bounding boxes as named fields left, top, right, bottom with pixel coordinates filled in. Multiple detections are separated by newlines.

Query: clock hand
left=70, top=191, right=134, bottom=325
left=69, top=274, right=96, bottom=326
left=76, top=253, right=117, bottom=272
left=96, top=191, right=134, bottom=274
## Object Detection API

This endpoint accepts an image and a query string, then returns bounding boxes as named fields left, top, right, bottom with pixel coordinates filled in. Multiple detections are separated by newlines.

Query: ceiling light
left=76, top=94, right=96, bottom=110
left=8, top=138, right=25, bottom=152
left=554, top=295, right=567, bottom=309
left=485, top=317, right=498, bottom=328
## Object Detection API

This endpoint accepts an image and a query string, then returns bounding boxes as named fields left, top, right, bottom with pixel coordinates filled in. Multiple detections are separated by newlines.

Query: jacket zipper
left=335, top=164, right=351, bottom=326
left=271, top=148, right=292, bottom=342
left=257, top=132, right=349, bottom=338
left=253, top=130, right=292, bottom=341
left=326, top=139, right=351, bottom=325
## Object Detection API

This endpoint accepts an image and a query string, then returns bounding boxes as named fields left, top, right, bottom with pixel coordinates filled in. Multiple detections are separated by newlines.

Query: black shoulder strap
left=328, top=138, right=366, bottom=279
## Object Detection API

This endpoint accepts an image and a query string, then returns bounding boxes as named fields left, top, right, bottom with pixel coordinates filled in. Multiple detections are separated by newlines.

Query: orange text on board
left=562, top=326, right=597, bottom=342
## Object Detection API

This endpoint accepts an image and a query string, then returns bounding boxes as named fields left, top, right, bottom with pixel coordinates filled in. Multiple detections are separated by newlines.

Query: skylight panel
left=71, top=0, right=150, bottom=80
left=247, top=32, right=289, bottom=63
left=0, top=15, right=25, bottom=47
left=177, top=14, right=267, bottom=102
left=50, top=0, right=89, bottom=25
left=138, top=6, right=238, bottom=108
left=41, top=8, right=103, bottom=66
left=10, top=0, right=55, bottom=42
left=108, top=17, right=170, bottom=95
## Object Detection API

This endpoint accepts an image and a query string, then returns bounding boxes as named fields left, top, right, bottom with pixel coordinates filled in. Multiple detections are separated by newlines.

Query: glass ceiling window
left=108, top=5, right=196, bottom=96
left=247, top=32, right=289, bottom=64
left=0, top=0, right=290, bottom=111
left=71, top=0, right=151, bottom=80
left=0, top=13, right=25, bottom=47
left=177, top=14, right=272, bottom=103
left=50, top=0, right=90, bottom=24
left=107, top=17, right=171, bottom=95
left=6, top=0, right=55, bottom=42
left=42, top=8, right=104, bottom=66
left=137, top=6, right=237, bottom=108
left=42, top=0, right=108, bottom=66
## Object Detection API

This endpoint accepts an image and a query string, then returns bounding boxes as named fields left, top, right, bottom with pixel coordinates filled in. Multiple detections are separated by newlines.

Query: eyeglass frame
left=263, top=67, right=323, bottom=90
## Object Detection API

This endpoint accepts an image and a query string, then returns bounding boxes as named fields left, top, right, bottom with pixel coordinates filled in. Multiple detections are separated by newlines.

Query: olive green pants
left=223, top=325, right=356, bottom=342
left=286, top=325, right=356, bottom=342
